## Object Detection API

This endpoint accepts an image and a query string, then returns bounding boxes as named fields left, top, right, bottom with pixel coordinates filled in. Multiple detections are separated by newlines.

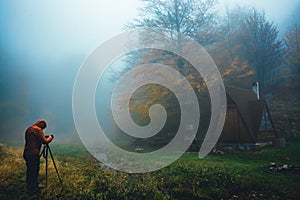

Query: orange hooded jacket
left=23, top=120, right=52, bottom=157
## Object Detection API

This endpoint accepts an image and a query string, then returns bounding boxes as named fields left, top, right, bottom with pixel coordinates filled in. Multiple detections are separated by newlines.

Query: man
left=23, top=120, right=53, bottom=197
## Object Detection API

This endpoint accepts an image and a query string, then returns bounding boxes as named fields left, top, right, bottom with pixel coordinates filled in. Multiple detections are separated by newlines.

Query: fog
left=218, top=0, right=300, bottom=36
left=0, top=0, right=299, bottom=143
left=0, top=0, right=140, bottom=143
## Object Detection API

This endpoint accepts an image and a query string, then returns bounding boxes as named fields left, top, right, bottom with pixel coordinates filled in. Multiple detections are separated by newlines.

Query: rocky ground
left=265, top=87, right=300, bottom=138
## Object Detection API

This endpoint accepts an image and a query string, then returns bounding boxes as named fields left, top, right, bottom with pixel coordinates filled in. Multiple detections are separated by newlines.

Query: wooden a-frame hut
left=218, top=86, right=276, bottom=144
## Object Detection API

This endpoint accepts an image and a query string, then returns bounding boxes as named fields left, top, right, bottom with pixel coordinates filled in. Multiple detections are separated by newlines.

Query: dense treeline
left=107, top=0, right=300, bottom=147
left=125, top=0, right=299, bottom=89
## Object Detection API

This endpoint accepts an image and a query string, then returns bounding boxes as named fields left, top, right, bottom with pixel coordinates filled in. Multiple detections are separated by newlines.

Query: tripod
left=40, top=144, right=63, bottom=189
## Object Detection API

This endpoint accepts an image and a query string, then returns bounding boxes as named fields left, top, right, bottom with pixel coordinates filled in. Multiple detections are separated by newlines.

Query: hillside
left=0, top=138, right=300, bottom=200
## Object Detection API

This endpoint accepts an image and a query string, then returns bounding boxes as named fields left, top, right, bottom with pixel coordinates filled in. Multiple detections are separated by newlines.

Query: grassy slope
left=0, top=139, right=299, bottom=200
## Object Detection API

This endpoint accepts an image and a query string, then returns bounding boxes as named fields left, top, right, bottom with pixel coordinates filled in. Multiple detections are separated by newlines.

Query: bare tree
left=127, top=0, right=218, bottom=46
left=111, top=0, right=219, bottom=142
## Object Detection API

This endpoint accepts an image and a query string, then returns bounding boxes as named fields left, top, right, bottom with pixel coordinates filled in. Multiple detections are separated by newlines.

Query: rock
left=272, top=138, right=286, bottom=148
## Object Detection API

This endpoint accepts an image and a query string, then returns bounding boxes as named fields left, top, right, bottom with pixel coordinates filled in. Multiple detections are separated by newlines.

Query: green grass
left=0, top=138, right=299, bottom=199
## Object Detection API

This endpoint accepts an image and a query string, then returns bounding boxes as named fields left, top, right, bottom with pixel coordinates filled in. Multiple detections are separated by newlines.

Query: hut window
left=260, top=112, right=272, bottom=129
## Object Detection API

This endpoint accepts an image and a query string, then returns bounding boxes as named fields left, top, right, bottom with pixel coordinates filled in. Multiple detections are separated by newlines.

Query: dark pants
left=24, top=154, right=40, bottom=196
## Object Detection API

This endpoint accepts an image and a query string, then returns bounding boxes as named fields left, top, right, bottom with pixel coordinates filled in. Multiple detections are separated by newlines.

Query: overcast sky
left=0, top=0, right=141, bottom=62
left=218, top=0, right=299, bottom=34
left=0, top=0, right=299, bottom=69
left=1, top=0, right=299, bottom=61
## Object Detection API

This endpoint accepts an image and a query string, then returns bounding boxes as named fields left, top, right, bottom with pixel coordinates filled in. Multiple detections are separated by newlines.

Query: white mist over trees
left=127, top=0, right=218, bottom=46
left=113, top=0, right=297, bottom=147
left=126, top=0, right=291, bottom=89
left=284, top=23, right=300, bottom=83
left=0, top=0, right=299, bottom=142
left=237, top=8, right=283, bottom=87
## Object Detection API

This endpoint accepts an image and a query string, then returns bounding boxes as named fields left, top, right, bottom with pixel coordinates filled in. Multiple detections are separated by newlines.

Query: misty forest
left=1, top=0, right=300, bottom=199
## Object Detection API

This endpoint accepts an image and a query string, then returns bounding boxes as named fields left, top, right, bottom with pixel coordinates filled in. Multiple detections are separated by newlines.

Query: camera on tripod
left=45, top=134, right=54, bottom=139
left=40, top=134, right=63, bottom=189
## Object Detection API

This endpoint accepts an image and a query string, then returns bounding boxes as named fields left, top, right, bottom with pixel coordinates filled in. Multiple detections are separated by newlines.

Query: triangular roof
left=224, top=86, right=273, bottom=143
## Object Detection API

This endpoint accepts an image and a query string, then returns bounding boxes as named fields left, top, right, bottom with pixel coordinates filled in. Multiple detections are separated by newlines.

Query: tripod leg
left=40, top=146, right=46, bottom=158
left=48, top=146, right=63, bottom=186
left=45, top=146, right=48, bottom=189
